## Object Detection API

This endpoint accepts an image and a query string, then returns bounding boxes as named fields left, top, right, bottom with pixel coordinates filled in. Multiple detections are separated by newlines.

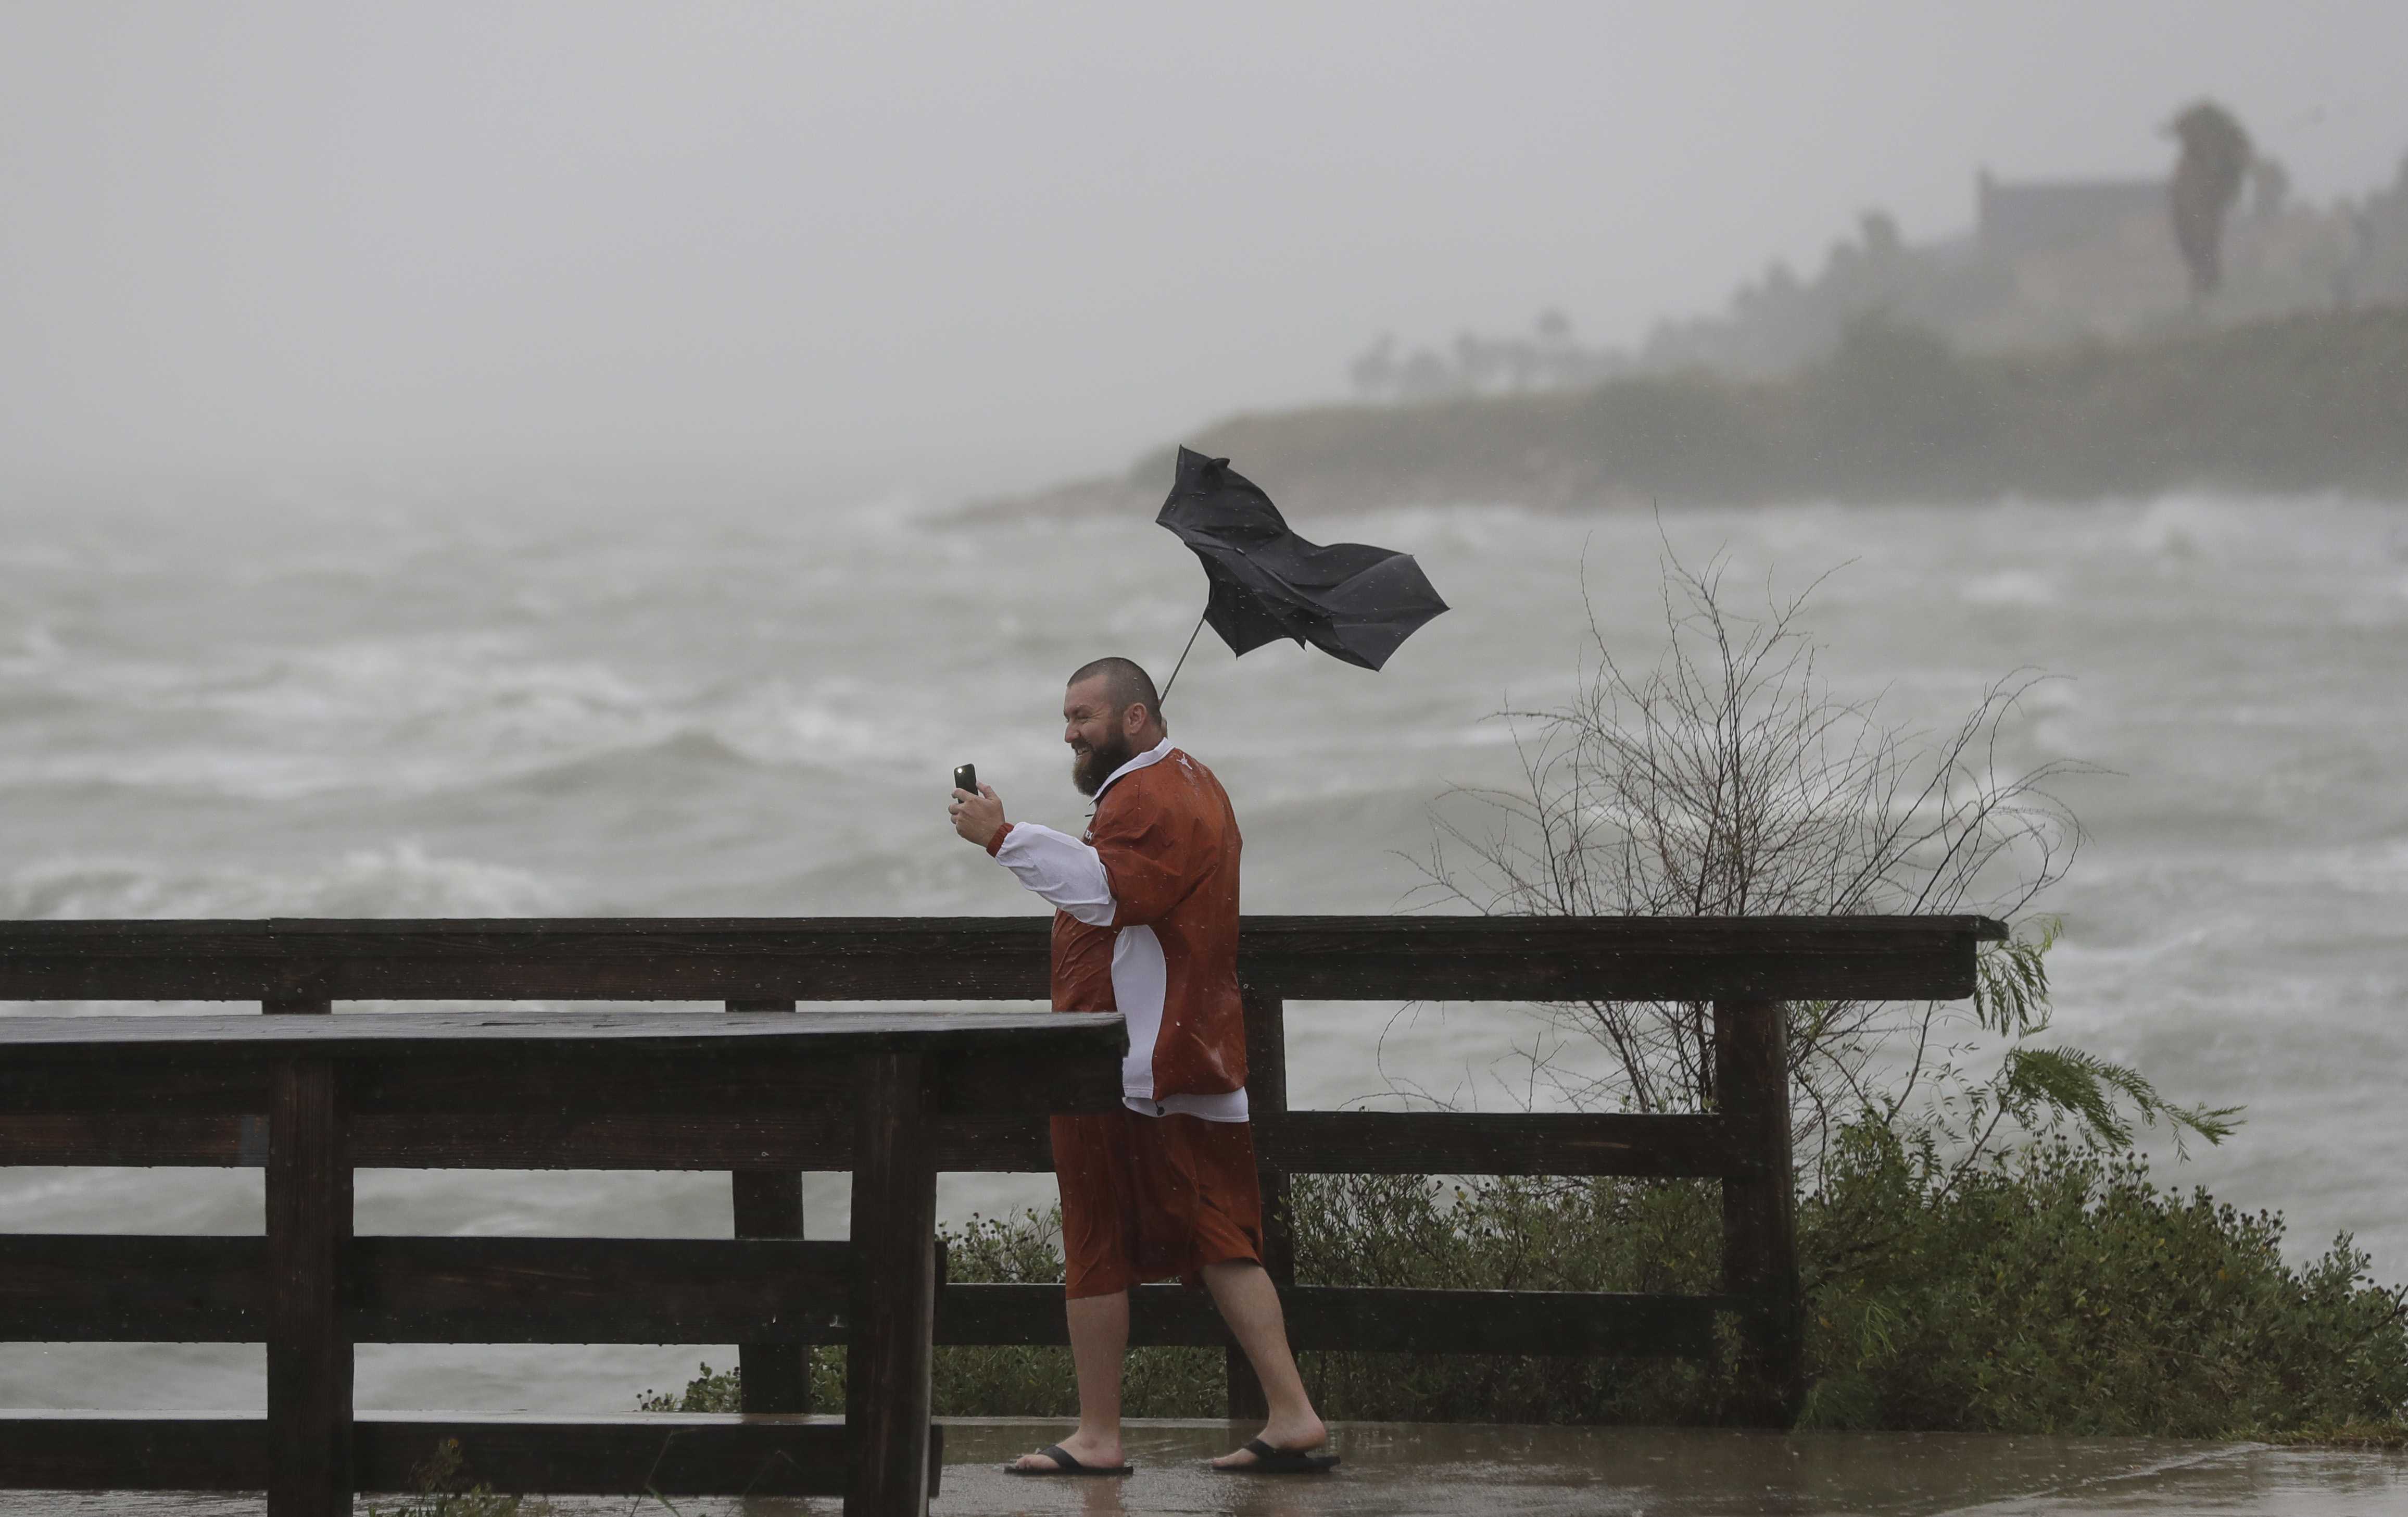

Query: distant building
left=1975, top=170, right=2163, bottom=261
left=1347, top=140, right=2408, bottom=399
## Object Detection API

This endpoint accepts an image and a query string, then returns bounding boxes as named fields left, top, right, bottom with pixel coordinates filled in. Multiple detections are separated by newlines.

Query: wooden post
left=728, top=999, right=810, bottom=1413
left=845, top=1051, right=936, bottom=1517
left=267, top=1029, right=352, bottom=1515
left=1712, top=996, right=1804, bottom=1426
left=1227, top=985, right=1293, bottom=1421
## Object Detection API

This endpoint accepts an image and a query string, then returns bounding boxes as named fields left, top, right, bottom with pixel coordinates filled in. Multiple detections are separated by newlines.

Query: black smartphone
left=953, top=763, right=978, bottom=796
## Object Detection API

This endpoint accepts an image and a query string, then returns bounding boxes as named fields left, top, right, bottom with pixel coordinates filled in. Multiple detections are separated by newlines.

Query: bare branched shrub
left=1413, top=549, right=2229, bottom=1176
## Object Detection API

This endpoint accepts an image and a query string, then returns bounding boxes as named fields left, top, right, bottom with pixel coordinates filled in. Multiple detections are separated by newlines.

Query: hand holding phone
left=948, top=763, right=1004, bottom=849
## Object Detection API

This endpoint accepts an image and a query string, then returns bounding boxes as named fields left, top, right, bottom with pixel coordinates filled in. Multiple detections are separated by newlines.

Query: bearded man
left=949, top=656, right=1335, bottom=1476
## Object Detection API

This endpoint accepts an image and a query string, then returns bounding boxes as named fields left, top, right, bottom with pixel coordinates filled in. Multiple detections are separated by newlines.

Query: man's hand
left=950, top=783, right=1007, bottom=849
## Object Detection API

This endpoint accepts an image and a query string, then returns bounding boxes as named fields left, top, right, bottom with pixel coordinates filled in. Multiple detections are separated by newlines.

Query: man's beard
left=1071, top=728, right=1138, bottom=797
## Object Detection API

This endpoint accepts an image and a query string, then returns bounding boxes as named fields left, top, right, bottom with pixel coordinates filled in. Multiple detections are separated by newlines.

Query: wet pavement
left=936, top=1422, right=2406, bottom=1515
left=3, top=1419, right=2401, bottom=1514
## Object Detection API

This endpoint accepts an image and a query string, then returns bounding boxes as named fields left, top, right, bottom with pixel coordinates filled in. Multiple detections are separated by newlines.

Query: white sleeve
left=993, top=823, right=1117, bottom=926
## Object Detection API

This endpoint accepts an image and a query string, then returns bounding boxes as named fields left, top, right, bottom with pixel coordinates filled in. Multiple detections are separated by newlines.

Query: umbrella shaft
left=1161, top=608, right=1209, bottom=705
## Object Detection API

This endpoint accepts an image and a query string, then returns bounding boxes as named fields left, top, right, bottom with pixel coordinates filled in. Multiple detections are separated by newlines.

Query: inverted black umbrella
left=1155, top=448, right=1448, bottom=698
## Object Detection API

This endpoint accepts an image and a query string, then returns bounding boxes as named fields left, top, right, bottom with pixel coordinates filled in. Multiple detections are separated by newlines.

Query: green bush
left=364, top=1438, right=556, bottom=1516
left=1288, top=1171, right=1732, bottom=1423
left=927, top=1208, right=1228, bottom=1418
left=1799, top=1128, right=2408, bottom=1437
left=634, top=1360, right=741, bottom=1412
left=638, top=1211, right=1230, bottom=1420
left=1291, top=1137, right=2406, bottom=1435
left=642, top=1149, right=2408, bottom=1437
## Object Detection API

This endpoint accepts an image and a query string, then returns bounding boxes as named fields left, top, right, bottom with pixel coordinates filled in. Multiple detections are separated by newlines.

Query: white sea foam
left=1960, top=568, right=2059, bottom=607
left=0, top=843, right=564, bottom=921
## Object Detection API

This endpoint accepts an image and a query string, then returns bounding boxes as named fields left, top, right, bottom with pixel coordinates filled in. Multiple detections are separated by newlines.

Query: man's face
left=1064, top=675, right=1136, bottom=797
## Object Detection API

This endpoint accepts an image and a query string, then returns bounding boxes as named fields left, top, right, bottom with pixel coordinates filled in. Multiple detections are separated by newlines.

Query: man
left=949, top=656, right=1335, bottom=1475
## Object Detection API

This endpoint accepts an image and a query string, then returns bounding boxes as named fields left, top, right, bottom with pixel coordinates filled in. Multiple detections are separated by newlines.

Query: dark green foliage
left=1800, top=1129, right=2408, bottom=1436
left=1288, top=1173, right=1731, bottom=1423
left=641, top=1147, right=2406, bottom=1435
left=638, top=1212, right=1232, bottom=1420
left=925, top=1210, right=1226, bottom=1418
left=634, top=1360, right=740, bottom=1412
left=364, top=1438, right=555, bottom=1516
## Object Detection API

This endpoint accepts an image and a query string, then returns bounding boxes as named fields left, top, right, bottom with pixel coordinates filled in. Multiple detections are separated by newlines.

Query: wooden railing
left=0, top=1004, right=1125, bottom=1517
left=0, top=912, right=2002, bottom=1511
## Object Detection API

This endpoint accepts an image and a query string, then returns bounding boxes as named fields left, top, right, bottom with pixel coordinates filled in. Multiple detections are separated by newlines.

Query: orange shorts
left=1051, top=1108, right=1263, bottom=1299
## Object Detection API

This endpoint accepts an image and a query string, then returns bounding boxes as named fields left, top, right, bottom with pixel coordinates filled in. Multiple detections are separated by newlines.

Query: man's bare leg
left=1009, top=1289, right=1129, bottom=1471
left=1202, top=1259, right=1327, bottom=1466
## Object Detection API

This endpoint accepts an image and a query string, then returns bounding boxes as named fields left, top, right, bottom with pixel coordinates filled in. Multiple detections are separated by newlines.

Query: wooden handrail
left=0, top=913, right=2003, bottom=1001
left=0, top=1107, right=1762, bottom=1175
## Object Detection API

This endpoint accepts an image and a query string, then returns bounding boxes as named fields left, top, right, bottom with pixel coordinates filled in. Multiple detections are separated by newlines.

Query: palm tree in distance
left=2168, top=100, right=2253, bottom=300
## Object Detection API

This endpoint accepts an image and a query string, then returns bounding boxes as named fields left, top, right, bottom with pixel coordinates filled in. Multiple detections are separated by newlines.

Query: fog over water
left=4, top=2, right=2406, bottom=500
left=0, top=491, right=2399, bottom=1410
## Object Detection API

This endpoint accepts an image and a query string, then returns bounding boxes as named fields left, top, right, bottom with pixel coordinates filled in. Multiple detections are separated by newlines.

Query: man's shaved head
left=1067, top=657, right=1165, bottom=731
left=1063, top=657, right=1167, bottom=796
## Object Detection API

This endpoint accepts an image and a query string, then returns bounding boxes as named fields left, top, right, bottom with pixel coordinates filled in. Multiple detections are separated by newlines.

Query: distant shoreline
left=968, top=306, right=2408, bottom=519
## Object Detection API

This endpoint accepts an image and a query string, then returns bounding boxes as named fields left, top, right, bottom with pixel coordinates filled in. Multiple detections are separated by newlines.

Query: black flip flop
left=1002, top=1442, right=1134, bottom=1477
left=1213, top=1436, right=1341, bottom=1474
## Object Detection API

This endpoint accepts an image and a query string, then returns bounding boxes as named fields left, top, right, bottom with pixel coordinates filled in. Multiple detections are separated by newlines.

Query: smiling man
left=948, top=656, right=1335, bottom=1476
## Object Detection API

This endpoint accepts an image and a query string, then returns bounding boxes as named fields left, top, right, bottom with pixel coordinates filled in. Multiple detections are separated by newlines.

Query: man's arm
left=991, top=824, right=1115, bottom=925
left=951, top=784, right=1116, bottom=926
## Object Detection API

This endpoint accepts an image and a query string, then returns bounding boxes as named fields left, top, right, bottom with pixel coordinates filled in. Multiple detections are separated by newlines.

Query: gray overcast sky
left=3, top=2, right=2403, bottom=506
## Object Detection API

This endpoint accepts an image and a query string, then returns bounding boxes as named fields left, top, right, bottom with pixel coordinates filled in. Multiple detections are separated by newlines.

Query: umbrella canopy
left=1156, top=448, right=1448, bottom=674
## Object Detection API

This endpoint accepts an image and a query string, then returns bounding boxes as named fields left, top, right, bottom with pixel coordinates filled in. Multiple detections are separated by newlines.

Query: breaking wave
left=0, top=843, right=566, bottom=921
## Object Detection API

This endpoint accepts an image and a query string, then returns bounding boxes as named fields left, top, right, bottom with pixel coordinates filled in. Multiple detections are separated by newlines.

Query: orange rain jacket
left=987, top=741, right=1249, bottom=1116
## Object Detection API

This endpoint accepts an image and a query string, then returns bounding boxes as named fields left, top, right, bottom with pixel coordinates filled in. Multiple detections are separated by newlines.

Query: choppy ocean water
left=0, top=485, right=2400, bottom=1412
